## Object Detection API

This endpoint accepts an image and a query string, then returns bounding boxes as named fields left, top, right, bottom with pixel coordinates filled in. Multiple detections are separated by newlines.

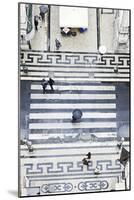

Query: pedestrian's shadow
left=46, top=90, right=57, bottom=93
left=8, top=190, right=18, bottom=197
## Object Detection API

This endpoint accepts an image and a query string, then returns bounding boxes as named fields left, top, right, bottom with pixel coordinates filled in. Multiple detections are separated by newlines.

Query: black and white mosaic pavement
left=20, top=51, right=130, bottom=82
left=19, top=5, right=130, bottom=195
left=19, top=49, right=130, bottom=196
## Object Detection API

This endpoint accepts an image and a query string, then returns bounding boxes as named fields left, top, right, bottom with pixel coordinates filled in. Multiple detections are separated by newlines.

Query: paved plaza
left=30, top=5, right=49, bottom=50
left=50, top=6, right=97, bottom=52
left=19, top=3, right=130, bottom=197
left=19, top=51, right=130, bottom=196
left=20, top=51, right=130, bottom=82
left=20, top=142, right=129, bottom=196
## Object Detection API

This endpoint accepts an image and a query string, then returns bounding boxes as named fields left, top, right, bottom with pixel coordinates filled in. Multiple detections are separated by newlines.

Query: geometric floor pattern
left=20, top=50, right=130, bottom=82
left=20, top=50, right=130, bottom=196
left=20, top=142, right=129, bottom=196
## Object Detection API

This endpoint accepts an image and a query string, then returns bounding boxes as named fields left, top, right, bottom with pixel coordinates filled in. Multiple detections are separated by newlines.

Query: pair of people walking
left=82, top=152, right=91, bottom=166
left=41, top=78, right=55, bottom=93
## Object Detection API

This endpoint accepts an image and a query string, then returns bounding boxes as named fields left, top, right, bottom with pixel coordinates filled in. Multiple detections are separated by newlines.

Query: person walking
left=48, top=77, right=55, bottom=91
left=114, top=65, right=118, bottom=73
left=39, top=5, right=48, bottom=21
left=86, top=152, right=91, bottom=159
left=34, top=16, right=39, bottom=31
left=23, top=65, right=28, bottom=74
left=82, top=152, right=91, bottom=166
left=21, top=60, right=28, bottom=73
left=55, top=39, right=62, bottom=50
left=82, top=158, right=89, bottom=166
left=41, top=79, right=48, bottom=93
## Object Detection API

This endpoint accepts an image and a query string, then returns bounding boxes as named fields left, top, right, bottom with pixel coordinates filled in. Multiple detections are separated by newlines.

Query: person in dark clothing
left=41, top=79, right=48, bottom=93
left=82, top=158, right=89, bottom=166
left=39, top=5, right=48, bottom=21
left=114, top=65, right=118, bottom=73
left=27, top=41, right=32, bottom=50
left=82, top=152, right=92, bottom=166
left=23, top=65, right=28, bottom=73
left=48, top=78, right=55, bottom=91
left=86, top=152, right=91, bottom=159
left=40, top=11, right=45, bottom=21
left=55, top=39, right=61, bottom=50
left=72, top=109, right=83, bottom=122
left=34, top=16, right=39, bottom=31
left=21, top=60, right=28, bottom=73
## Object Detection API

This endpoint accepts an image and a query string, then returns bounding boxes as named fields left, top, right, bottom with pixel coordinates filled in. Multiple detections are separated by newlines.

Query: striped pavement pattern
left=29, top=112, right=116, bottom=119
left=31, top=93, right=116, bottom=100
left=30, top=103, right=116, bottom=109
left=20, top=51, right=130, bottom=82
left=20, top=141, right=129, bottom=195
left=21, top=77, right=129, bottom=82
left=28, top=82, right=117, bottom=142
left=20, top=71, right=129, bottom=78
left=21, top=66, right=129, bottom=72
left=31, top=84, right=115, bottom=91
